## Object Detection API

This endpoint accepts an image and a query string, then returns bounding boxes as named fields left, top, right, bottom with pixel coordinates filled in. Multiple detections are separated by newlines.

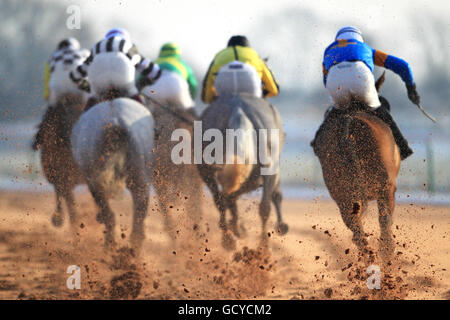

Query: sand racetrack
left=0, top=190, right=448, bottom=300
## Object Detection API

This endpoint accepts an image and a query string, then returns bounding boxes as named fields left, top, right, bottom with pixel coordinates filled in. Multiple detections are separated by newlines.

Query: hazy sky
left=57, top=0, right=448, bottom=90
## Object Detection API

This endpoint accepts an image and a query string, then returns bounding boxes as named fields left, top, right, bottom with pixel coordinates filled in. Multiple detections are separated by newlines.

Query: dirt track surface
left=0, top=191, right=448, bottom=300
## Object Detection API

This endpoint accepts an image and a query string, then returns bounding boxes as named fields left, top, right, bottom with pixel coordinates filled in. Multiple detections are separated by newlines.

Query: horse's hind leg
left=128, top=178, right=149, bottom=253
left=339, top=200, right=368, bottom=252
left=272, top=180, right=288, bottom=235
left=62, top=187, right=82, bottom=244
left=185, top=178, right=204, bottom=235
left=198, top=166, right=234, bottom=250
left=228, top=196, right=246, bottom=238
left=218, top=196, right=235, bottom=250
left=88, top=183, right=116, bottom=250
left=377, top=185, right=396, bottom=262
left=63, top=188, right=78, bottom=227
left=51, top=186, right=64, bottom=227
left=155, top=181, right=176, bottom=240
left=259, top=175, right=276, bottom=242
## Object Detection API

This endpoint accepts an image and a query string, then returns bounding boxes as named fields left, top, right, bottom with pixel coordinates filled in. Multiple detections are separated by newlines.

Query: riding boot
left=372, top=97, right=413, bottom=160
left=310, top=106, right=340, bottom=151
left=84, top=96, right=98, bottom=112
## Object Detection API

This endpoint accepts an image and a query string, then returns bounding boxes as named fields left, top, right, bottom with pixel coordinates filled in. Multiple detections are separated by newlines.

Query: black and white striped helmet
left=57, top=37, right=80, bottom=50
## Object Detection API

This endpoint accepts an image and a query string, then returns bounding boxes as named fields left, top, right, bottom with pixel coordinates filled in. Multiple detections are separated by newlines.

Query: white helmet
left=57, top=37, right=80, bottom=50
left=335, top=26, right=364, bottom=42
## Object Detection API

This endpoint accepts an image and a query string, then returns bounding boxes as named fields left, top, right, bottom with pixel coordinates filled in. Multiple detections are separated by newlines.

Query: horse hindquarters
left=71, top=99, right=154, bottom=251
left=317, top=116, right=373, bottom=251
left=218, top=107, right=257, bottom=194
left=316, top=113, right=399, bottom=258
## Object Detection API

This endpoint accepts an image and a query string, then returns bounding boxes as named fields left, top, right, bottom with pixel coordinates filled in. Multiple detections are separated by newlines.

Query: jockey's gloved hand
left=78, top=79, right=91, bottom=93
left=407, top=83, right=420, bottom=105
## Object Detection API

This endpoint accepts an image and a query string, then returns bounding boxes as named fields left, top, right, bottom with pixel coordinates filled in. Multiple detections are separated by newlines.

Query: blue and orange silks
left=322, top=39, right=414, bottom=87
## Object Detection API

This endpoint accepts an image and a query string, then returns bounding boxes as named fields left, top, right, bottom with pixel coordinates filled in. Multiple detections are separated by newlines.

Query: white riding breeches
left=49, top=65, right=88, bottom=105
left=326, top=61, right=381, bottom=109
left=214, top=61, right=262, bottom=98
left=141, top=70, right=194, bottom=109
left=88, top=52, right=138, bottom=98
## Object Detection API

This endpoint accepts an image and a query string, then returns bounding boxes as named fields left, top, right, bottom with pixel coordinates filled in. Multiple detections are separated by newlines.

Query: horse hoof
left=232, top=223, right=247, bottom=239
left=222, top=232, right=236, bottom=251
left=353, top=235, right=368, bottom=249
left=277, top=222, right=289, bottom=235
left=379, top=238, right=394, bottom=262
left=239, top=224, right=247, bottom=238
left=96, top=212, right=107, bottom=224
left=259, top=235, right=269, bottom=249
left=130, top=234, right=144, bottom=255
left=103, top=240, right=117, bottom=253
left=51, top=214, right=64, bottom=227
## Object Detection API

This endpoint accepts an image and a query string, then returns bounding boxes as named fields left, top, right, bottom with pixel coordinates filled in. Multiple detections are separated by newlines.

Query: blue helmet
left=335, top=26, right=364, bottom=42
left=104, top=28, right=131, bottom=42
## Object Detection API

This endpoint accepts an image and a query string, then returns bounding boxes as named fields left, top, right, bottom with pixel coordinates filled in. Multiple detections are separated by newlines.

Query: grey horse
left=197, top=93, right=288, bottom=250
left=71, top=97, right=154, bottom=252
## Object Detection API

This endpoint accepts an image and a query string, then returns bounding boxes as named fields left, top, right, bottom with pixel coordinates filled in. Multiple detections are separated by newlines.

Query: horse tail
left=342, top=115, right=364, bottom=213
left=218, top=107, right=256, bottom=194
left=93, top=125, right=129, bottom=197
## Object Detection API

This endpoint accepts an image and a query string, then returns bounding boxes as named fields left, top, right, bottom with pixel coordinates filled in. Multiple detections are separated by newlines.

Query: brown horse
left=150, top=102, right=204, bottom=239
left=313, top=74, right=401, bottom=261
left=34, top=94, right=85, bottom=231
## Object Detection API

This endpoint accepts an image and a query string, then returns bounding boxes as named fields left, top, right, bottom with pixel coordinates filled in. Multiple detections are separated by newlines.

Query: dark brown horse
left=149, top=102, right=204, bottom=239
left=33, top=94, right=85, bottom=232
left=313, top=74, right=401, bottom=261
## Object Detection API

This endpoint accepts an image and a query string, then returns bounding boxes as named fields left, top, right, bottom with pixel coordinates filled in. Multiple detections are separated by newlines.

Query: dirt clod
left=109, top=271, right=142, bottom=299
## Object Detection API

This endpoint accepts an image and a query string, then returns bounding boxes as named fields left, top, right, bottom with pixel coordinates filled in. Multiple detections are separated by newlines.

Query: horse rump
left=92, top=125, right=128, bottom=198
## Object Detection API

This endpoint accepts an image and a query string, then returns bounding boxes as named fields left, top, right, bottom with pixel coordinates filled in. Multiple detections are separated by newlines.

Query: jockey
left=44, top=37, right=90, bottom=106
left=70, top=28, right=161, bottom=110
left=33, top=37, right=89, bottom=150
left=140, top=42, right=197, bottom=108
left=201, top=35, right=279, bottom=104
left=313, top=26, right=419, bottom=160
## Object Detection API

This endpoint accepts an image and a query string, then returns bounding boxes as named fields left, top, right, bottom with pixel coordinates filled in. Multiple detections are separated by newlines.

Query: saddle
left=84, top=88, right=144, bottom=112
left=312, top=96, right=412, bottom=160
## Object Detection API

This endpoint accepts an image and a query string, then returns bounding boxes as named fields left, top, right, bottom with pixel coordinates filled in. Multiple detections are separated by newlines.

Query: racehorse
left=313, top=73, right=401, bottom=261
left=71, top=92, right=154, bottom=252
left=148, top=100, right=205, bottom=239
left=198, top=93, right=288, bottom=250
left=33, top=94, right=85, bottom=232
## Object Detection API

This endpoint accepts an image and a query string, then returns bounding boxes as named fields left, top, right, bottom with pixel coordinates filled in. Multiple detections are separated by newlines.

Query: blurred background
left=0, top=0, right=449, bottom=203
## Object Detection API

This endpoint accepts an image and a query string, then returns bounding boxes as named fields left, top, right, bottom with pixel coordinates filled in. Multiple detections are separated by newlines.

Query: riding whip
left=415, top=103, right=437, bottom=123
